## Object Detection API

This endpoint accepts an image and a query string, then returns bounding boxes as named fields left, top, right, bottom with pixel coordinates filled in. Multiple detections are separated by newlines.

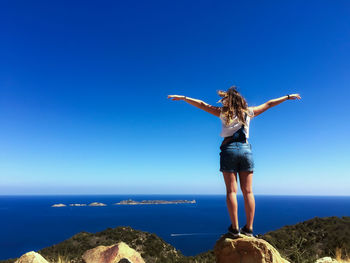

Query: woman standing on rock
left=168, top=86, right=301, bottom=237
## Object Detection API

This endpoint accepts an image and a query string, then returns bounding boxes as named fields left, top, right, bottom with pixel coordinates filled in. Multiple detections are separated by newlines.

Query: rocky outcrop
left=315, top=257, right=340, bottom=263
left=82, top=242, right=145, bottom=263
left=214, top=234, right=290, bottom=263
left=14, top=251, right=49, bottom=263
left=13, top=243, right=145, bottom=263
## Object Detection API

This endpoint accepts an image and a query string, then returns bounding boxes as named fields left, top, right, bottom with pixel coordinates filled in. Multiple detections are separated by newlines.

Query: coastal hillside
left=261, top=216, right=350, bottom=263
left=1, top=216, right=349, bottom=263
left=0, top=226, right=214, bottom=263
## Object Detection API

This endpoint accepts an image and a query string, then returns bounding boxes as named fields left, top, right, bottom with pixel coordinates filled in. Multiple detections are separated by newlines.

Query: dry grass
left=335, top=247, right=350, bottom=263
left=51, top=255, right=71, bottom=263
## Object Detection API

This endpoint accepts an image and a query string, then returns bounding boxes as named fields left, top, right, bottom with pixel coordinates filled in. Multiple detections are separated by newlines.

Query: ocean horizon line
left=0, top=193, right=349, bottom=197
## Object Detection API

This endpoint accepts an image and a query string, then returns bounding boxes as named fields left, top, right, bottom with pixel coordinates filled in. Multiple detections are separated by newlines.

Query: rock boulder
left=82, top=241, right=145, bottom=263
left=14, top=251, right=49, bottom=263
left=214, top=234, right=290, bottom=263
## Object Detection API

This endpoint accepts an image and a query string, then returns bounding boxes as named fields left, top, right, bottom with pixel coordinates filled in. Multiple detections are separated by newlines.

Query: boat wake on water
left=170, top=233, right=219, bottom=237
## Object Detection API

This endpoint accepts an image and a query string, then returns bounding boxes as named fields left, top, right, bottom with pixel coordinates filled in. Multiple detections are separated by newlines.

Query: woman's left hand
left=289, top=94, right=301, bottom=100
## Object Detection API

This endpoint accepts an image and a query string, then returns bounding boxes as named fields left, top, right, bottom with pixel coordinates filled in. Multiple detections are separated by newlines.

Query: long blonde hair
left=218, top=86, right=252, bottom=126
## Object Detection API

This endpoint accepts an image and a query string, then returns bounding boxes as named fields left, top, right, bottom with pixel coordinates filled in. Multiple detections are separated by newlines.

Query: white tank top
left=219, top=107, right=254, bottom=138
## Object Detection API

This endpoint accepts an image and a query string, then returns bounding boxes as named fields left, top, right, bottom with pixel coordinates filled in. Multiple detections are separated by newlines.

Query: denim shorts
left=219, top=142, right=254, bottom=173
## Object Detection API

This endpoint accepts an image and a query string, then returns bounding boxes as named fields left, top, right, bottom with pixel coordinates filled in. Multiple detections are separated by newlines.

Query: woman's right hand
left=167, top=95, right=185, bottom=101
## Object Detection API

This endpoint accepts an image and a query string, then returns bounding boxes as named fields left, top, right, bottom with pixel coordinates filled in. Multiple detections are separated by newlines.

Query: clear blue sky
left=1, top=0, right=349, bottom=195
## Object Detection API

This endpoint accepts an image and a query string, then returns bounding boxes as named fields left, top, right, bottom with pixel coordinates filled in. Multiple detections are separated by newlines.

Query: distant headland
left=114, top=199, right=196, bottom=205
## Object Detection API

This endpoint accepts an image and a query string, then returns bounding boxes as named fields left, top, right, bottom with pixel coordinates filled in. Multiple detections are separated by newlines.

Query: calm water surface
left=1, top=194, right=349, bottom=260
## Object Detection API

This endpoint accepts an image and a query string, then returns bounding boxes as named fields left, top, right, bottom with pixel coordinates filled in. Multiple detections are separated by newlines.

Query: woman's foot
left=240, top=224, right=254, bottom=237
left=227, top=224, right=241, bottom=238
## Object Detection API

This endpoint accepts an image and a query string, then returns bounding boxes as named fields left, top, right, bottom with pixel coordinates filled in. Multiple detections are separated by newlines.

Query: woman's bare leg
left=239, top=171, right=255, bottom=230
left=222, top=171, right=239, bottom=229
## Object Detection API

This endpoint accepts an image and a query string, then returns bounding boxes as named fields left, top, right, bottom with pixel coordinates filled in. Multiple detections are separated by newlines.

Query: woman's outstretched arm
left=251, top=94, right=301, bottom=117
left=167, top=95, right=221, bottom=117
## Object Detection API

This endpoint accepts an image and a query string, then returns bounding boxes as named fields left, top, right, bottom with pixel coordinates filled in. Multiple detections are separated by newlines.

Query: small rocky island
left=88, top=202, right=107, bottom=206
left=51, top=203, right=66, bottom=207
left=51, top=202, right=106, bottom=207
left=114, top=199, right=196, bottom=205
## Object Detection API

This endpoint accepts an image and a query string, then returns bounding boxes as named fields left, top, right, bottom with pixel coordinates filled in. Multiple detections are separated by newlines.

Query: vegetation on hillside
left=261, top=216, right=350, bottom=263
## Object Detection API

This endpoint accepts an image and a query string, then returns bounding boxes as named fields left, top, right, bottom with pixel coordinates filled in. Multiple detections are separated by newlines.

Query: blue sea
left=1, top=195, right=350, bottom=260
